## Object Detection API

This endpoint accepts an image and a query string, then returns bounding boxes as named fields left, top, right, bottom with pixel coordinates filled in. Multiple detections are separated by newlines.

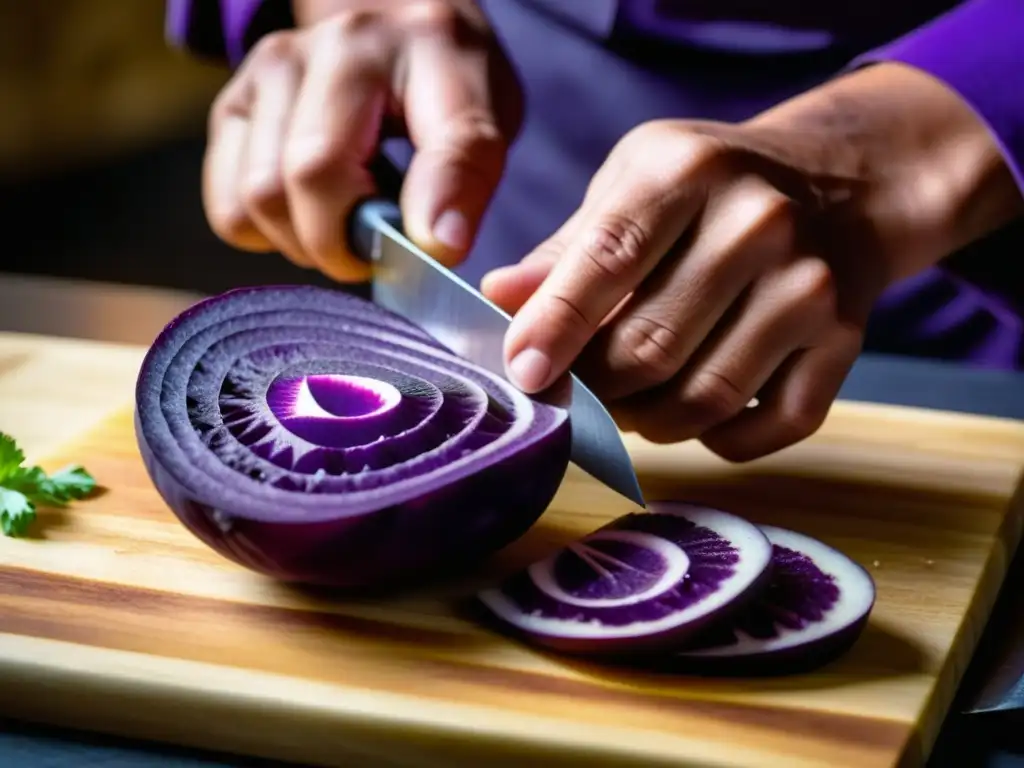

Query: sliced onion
left=475, top=502, right=773, bottom=655
left=134, top=286, right=571, bottom=588
left=667, top=525, right=876, bottom=675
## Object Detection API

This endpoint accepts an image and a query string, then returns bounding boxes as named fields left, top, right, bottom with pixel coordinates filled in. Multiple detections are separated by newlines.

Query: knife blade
left=958, top=535, right=1024, bottom=714
left=344, top=155, right=645, bottom=508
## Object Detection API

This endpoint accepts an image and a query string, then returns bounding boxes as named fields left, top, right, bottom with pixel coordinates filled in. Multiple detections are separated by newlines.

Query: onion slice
left=667, top=525, right=876, bottom=675
left=475, top=502, right=773, bottom=655
left=134, top=285, right=571, bottom=588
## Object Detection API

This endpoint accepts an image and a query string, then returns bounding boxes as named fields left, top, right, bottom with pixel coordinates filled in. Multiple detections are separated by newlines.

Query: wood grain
left=1, top=333, right=1023, bottom=767
left=0, top=331, right=145, bottom=459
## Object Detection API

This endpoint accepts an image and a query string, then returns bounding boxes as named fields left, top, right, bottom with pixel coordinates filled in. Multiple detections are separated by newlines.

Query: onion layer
left=475, top=502, right=773, bottom=655
left=134, top=286, right=572, bottom=588
left=668, top=524, right=876, bottom=675
left=476, top=506, right=876, bottom=674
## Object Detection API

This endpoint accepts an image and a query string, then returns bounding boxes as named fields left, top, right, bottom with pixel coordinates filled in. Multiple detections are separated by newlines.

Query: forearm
left=749, top=62, right=1023, bottom=285
left=750, top=0, right=1024, bottom=284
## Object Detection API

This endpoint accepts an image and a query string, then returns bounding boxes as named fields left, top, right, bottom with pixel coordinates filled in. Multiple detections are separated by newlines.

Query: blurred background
left=0, top=0, right=337, bottom=345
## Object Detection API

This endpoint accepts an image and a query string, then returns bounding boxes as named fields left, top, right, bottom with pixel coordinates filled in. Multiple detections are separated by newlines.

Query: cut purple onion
left=475, top=502, right=773, bottom=655
left=666, top=525, right=876, bottom=675
left=134, top=285, right=571, bottom=588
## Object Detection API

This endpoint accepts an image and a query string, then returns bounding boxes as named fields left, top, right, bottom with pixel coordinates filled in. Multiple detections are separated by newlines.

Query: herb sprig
left=0, top=432, right=95, bottom=537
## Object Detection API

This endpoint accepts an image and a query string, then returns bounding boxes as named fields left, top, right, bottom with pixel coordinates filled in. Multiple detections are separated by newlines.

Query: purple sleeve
left=165, top=0, right=295, bottom=68
left=850, top=0, right=1024, bottom=195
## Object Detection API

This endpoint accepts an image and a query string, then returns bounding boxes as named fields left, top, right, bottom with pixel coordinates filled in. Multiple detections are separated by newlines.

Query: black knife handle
left=346, top=152, right=407, bottom=264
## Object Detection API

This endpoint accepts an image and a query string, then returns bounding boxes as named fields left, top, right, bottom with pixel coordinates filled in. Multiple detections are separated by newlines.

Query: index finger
left=502, top=173, right=700, bottom=394
left=282, top=19, right=394, bottom=282
left=398, top=6, right=519, bottom=267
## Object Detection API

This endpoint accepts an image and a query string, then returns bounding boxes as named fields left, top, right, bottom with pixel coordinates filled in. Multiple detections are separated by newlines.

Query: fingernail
left=432, top=209, right=471, bottom=251
left=508, top=348, right=552, bottom=393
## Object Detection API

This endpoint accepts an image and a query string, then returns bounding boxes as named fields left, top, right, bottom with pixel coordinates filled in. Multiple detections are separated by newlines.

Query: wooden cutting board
left=1, top=335, right=1023, bottom=768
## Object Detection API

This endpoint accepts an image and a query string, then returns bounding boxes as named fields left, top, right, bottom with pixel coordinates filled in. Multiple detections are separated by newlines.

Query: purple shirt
left=165, top=0, right=1024, bottom=370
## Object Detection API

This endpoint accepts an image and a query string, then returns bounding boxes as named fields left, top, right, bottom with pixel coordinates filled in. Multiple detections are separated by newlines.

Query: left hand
left=480, top=64, right=1023, bottom=462
left=484, top=120, right=872, bottom=462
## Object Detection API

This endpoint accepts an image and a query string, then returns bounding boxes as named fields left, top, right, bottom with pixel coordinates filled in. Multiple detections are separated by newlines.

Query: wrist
left=748, top=62, right=1023, bottom=284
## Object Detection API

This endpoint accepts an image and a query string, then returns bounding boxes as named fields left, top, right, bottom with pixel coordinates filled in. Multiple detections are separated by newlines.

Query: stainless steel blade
left=361, top=204, right=645, bottom=508
left=959, top=546, right=1024, bottom=714
left=967, top=654, right=1024, bottom=714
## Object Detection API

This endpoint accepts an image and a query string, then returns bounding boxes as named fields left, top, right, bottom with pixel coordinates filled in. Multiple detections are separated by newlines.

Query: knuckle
left=712, top=190, right=796, bottom=274
left=417, top=111, right=507, bottom=177
left=283, top=144, right=346, bottom=190
left=209, top=77, right=249, bottom=128
left=789, top=257, right=838, bottom=314
left=205, top=203, right=253, bottom=247
left=680, top=370, right=747, bottom=425
left=208, top=93, right=234, bottom=132
left=398, top=0, right=461, bottom=36
left=248, top=30, right=295, bottom=66
left=618, top=315, right=685, bottom=384
left=617, top=121, right=662, bottom=151
left=580, top=216, right=650, bottom=279
left=676, top=135, right=728, bottom=178
left=740, top=190, right=796, bottom=243
left=241, top=173, right=287, bottom=218
left=619, top=119, right=682, bottom=150
left=618, top=121, right=725, bottom=176
left=544, top=293, right=595, bottom=336
left=448, top=110, right=506, bottom=150
left=318, top=9, right=382, bottom=39
left=756, top=191, right=796, bottom=227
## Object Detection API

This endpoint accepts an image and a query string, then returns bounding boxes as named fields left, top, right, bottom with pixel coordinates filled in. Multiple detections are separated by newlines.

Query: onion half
left=134, top=286, right=571, bottom=588
left=476, top=502, right=774, bottom=655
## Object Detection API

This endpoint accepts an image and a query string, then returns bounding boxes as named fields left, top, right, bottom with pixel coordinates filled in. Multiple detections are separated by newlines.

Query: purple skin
left=656, top=525, right=877, bottom=676
left=134, top=285, right=572, bottom=590
left=475, top=504, right=774, bottom=656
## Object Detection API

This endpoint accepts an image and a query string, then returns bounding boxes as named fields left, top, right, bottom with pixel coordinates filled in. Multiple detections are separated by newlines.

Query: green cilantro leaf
left=0, top=431, right=96, bottom=538
left=0, top=486, right=35, bottom=537
left=35, top=464, right=96, bottom=504
left=0, top=433, right=26, bottom=483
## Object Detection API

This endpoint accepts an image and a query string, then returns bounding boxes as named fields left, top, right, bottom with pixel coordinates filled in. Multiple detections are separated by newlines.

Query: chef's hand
left=203, top=0, right=521, bottom=282
left=482, top=63, right=1023, bottom=461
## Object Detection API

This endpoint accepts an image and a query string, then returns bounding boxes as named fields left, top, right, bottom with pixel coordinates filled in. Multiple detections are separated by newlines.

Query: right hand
left=202, top=0, right=522, bottom=282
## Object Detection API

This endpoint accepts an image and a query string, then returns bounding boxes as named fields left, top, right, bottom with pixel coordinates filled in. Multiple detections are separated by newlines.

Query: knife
left=957, top=535, right=1024, bottom=714
left=344, top=154, right=645, bottom=508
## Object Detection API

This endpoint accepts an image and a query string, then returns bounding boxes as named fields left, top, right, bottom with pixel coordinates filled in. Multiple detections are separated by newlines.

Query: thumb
left=398, top=35, right=518, bottom=267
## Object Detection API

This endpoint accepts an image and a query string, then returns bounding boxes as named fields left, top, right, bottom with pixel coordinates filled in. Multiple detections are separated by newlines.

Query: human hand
left=482, top=63, right=1022, bottom=461
left=202, top=0, right=522, bottom=282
